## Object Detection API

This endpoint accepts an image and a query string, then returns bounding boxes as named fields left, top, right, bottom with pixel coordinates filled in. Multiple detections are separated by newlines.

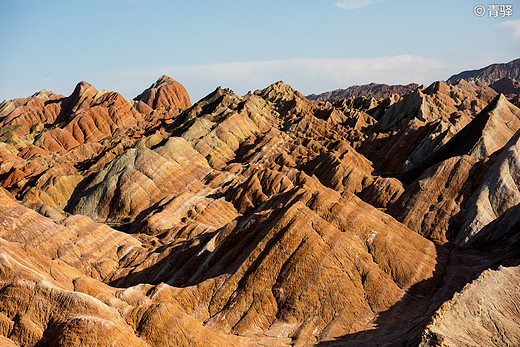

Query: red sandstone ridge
left=0, top=89, right=65, bottom=134
left=1, top=63, right=520, bottom=346
left=40, top=82, right=147, bottom=152
left=134, top=75, right=192, bottom=110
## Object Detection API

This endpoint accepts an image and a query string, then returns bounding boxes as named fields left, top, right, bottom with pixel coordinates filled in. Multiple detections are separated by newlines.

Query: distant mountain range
left=308, top=58, right=520, bottom=103
left=307, top=82, right=420, bottom=101
left=447, top=58, right=520, bottom=84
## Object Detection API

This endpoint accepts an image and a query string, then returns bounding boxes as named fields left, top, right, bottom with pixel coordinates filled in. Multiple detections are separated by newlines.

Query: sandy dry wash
left=0, top=59, right=520, bottom=346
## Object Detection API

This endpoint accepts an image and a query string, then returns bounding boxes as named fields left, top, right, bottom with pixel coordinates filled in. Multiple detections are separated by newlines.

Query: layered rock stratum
left=1, top=61, right=520, bottom=346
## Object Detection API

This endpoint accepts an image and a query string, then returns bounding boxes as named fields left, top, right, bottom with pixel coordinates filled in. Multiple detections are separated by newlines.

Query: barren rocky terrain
left=0, top=59, right=519, bottom=346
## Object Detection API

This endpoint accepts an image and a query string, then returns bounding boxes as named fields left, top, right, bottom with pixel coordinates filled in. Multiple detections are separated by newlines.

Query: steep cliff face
left=455, top=128, right=520, bottom=246
left=1, top=71, right=519, bottom=346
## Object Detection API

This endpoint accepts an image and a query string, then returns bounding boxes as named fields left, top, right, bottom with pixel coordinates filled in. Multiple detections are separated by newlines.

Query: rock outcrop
left=421, top=265, right=520, bottom=347
left=455, top=128, right=520, bottom=246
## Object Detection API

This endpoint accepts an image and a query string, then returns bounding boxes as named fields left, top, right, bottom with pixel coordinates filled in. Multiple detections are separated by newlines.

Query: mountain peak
left=422, top=81, right=450, bottom=95
left=155, top=74, right=176, bottom=87
left=134, top=75, right=191, bottom=109
left=66, top=81, right=99, bottom=113
left=257, top=81, right=303, bottom=103
left=30, top=89, right=59, bottom=100
left=202, top=86, right=235, bottom=100
left=72, top=81, right=98, bottom=97
left=479, top=92, right=509, bottom=113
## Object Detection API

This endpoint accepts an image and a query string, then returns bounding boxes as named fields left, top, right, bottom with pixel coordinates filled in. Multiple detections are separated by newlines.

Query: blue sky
left=1, top=0, right=519, bottom=102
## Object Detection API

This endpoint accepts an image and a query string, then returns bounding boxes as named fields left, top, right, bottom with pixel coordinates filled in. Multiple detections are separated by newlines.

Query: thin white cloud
left=497, top=19, right=520, bottom=40
left=108, top=55, right=452, bottom=102
left=335, top=0, right=383, bottom=10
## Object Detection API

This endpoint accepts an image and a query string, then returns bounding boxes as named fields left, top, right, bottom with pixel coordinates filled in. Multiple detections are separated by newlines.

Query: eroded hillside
left=0, top=73, right=519, bottom=346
